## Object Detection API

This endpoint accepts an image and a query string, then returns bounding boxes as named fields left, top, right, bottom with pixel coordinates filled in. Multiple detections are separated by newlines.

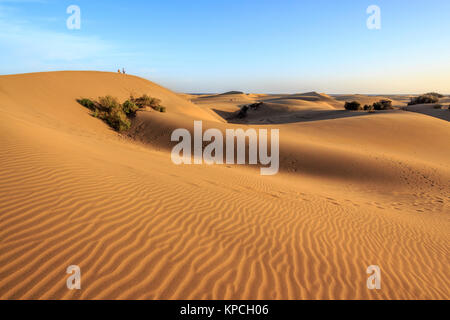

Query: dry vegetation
left=345, top=99, right=393, bottom=111
left=77, top=94, right=166, bottom=132
left=408, top=93, right=442, bottom=105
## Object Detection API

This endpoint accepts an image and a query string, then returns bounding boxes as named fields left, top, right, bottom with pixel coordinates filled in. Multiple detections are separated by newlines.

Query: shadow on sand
left=213, top=108, right=406, bottom=125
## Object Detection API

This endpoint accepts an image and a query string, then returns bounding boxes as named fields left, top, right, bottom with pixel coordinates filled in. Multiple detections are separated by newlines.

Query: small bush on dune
left=132, top=94, right=151, bottom=108
left=381, top=99, right=393, bottom=109
left=77, top=94, right=165, bottom=132
left=233, top=102, right=264, bottom=119
left=98, top=95, right=121, bottom=111
left=149, top=97, right=162, bottom=108
left=132, top=94, right=162, bottom=110
left=408, top=94, right=440, bottom=105
left=344, top=101, right=362, bottom=111
left=104, top=107, right=131, bottom=132
left=433, top=104, right=443, bottom=109
left=77, top=98, right=96, bottom=110
left=373, top=99, right=393, bottom=110
left=362, top=99, right=394, bottom=111
left=122, top=100, right=139, bottom=115
left=91, top=108, right=101, bottom=118
left=425, top=92, right=444, bottom=99
left=152, top=106, right=166, bottom=112
left=237, top=105, right=249, bottom=118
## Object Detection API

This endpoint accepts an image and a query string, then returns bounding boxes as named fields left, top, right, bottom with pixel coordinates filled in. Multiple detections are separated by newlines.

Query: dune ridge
left=0, top=72, right=448, bottom=300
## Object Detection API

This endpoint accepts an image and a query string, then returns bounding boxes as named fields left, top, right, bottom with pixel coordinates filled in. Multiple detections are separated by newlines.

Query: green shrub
left=344, top=101, right=362, bottom=111
left=373, top=99, right=393, bottom=110
left=77, top=98, right=96, bottom=110
left=77, top=94, right=165, bottom=132
left=380, top=99, right=393, bottom=109
left=98, top=95, right=120, bottom=110
left=104, top=107, right=131, bottom=132
left=91, top=108, right=101, bottom=118
left=408, top=94, right=439, bottom=105
left=149, top=97, right=162, bottom=108
left=132, top=94, right=162, bottom=110
left=132, top=94, right=149, bottom=108
left=122, top=100, right=139, bottom=115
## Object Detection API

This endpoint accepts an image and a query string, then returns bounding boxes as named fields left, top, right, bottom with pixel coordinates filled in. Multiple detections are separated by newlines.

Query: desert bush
left=132, top=94, right=150, bottom=108
left=122, top=100, right=139, bottom=115
left=77, top=94, right=165, bottom=132
left=425, top=92, right=444, bottom=99
left=149, top=97, right=162, bottom=108
left=104, top=107, right=131, bottom=132
left=132, top=94, right=162, bottom=110
left=91, top=108, right=101, bottom=118
left=373, top=99, right=393, bottom=110
left=433, top=104, right=443, bottom=109
left=236, top=102, right=263, bottom=118
left=78, top=96, right=129, bottom=132
left=380, top=99, right=393, bottom=109
left=364, top=104, right=374, bottom=111
left=408, top=94, right=439, bottom=105
left=237, top=105, right=249, bottom=118
left=77, top=98, right=96, bottom=111
left=344, top=101, right=362, bottom=111
left=98, top=95, right=121, bottom=110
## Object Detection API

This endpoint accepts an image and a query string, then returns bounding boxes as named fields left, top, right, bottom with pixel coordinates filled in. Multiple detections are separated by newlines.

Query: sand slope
left=0, top=72, right=449, bottom=300
left=404, top=103, right=450, bottom=122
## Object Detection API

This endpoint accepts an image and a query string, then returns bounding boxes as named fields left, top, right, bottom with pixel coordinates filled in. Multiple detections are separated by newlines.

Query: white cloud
left=0, top=17, right=114, bottom=63
left=0, top=1, right=136, bottom=75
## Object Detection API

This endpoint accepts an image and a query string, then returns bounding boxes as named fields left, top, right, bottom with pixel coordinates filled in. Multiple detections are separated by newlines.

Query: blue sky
left=0, top=0, right=449, bottom=93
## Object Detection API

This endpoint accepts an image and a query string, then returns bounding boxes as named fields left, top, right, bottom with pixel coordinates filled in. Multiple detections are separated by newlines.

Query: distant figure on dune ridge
left=117, top=69, right=121, bottom=73
left=122, top=68, right=126, bottom=74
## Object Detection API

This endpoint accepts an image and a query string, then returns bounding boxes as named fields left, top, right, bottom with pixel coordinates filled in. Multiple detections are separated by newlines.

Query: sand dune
left=193, top=91, right=345, bottom=123
left=0, top=71, right=218, bottom=126
left=0, top=72, right=449, bottom=300
left=262, top=92, right=343, bottom=108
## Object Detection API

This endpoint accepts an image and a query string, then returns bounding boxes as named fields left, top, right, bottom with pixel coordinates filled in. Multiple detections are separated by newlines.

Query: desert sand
left=0, top=71, right=448, bottom=300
